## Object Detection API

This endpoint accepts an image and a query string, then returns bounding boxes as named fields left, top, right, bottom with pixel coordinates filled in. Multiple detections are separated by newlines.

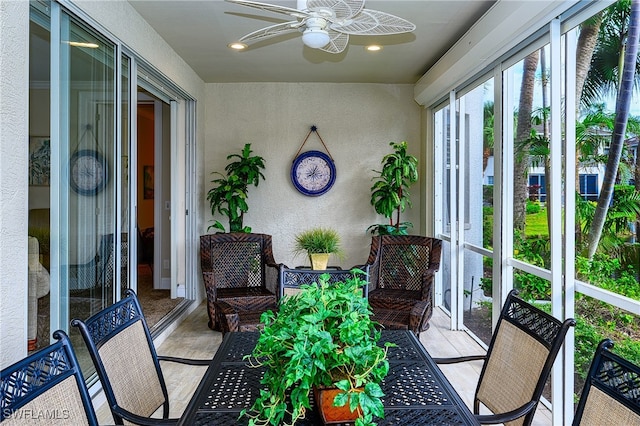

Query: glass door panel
left=55, top=8, right=119, bottom=374
left=62, top=14, right=117, bottom=312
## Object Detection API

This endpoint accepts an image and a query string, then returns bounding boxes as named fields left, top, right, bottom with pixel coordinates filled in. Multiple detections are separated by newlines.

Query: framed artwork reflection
left=143, top=165, right=154, bottom=199
left=29, top=137, right=51, bottom=186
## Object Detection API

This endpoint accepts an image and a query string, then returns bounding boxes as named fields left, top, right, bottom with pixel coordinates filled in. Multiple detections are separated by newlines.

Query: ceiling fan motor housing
left=302, top=17, right=330, bottom=48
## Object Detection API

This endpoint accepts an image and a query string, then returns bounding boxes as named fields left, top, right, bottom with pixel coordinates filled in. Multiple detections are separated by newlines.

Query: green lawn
left=525, top=208, right=549, bottom=236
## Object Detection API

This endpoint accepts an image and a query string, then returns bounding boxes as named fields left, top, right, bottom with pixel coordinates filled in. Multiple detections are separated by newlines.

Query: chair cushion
left=217, top=288, right=276, bottom=312
left=368, top=288, right=422, bottom=302
left=370, top=308, right=410, bottom=330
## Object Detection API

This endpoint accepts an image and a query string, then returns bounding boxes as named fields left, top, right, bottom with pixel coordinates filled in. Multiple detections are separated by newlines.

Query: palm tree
left=514, top=51, right=540, bottom=231
left=587, top=0, right=640, bottom=258
left=574, top=14, right=603, bottom=243
left=483, top=101, right=494, bottom=171
left=581, top=0, right=640, bottom=109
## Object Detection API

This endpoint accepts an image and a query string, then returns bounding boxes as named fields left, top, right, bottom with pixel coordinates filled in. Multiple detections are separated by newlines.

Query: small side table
left=278, top=265, right=369, bottom=298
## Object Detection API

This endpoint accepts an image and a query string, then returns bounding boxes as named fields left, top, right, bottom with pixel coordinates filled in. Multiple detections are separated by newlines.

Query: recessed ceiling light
left=228, top=42, right=248, bottom=50
left=365, top=45, right=382, bottom=52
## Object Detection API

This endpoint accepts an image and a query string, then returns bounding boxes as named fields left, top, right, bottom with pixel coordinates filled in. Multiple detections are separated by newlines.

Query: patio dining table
left=177, top=330, right=480, bottom=425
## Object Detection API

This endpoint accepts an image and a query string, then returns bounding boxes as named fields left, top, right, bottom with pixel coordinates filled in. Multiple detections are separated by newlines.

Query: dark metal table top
left=178, top=330, right=479, bottom=425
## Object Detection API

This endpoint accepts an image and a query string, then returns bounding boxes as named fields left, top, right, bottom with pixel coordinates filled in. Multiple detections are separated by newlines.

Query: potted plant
left=206, top=143, right=265, bottom=233
left=368, top=141, right=419, bottom=235
left=293, top=227, right=343, bottom=270
left=241, top=271, right=392, bottom=426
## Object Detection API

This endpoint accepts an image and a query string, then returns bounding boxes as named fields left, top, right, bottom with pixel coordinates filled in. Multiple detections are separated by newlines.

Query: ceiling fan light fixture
left=301, top=16, right=331, bottom=50
left=302, top=28, right=330, bottom=48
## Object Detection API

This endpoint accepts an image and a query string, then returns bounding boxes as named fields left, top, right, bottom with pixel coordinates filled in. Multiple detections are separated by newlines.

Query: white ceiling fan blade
left=306, top=0, right=364, bottom=20
left=319, top=31, right=348, bottom=54
left=238, top=21, right=303, bottom=43
left=332, top=9, right=415, bottom=35
left=319, top=30, right=349, bottom=53
left=226, top=0, right=309, bottom=20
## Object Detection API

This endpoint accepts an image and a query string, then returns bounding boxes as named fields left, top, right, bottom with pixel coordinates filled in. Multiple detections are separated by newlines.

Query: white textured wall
left=203, top=83, right=422, bottom=268
left=1, top=0, right=30, bottom=368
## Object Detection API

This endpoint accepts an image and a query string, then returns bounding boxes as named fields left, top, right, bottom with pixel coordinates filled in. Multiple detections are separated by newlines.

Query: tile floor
left=95, top=302, right=552, bottom=425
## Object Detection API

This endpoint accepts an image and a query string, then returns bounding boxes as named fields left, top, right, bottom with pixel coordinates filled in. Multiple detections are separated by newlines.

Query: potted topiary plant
left=206, top=143, right=265, bottom=233
left=293, top=227, right=343, bottom=270
left=368, top=141, right=419, bottom=235
left=241, top=271, right=392, bottom=426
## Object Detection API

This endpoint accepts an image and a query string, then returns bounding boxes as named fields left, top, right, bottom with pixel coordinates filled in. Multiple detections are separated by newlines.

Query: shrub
left=526, top=200, right=541, bottom=214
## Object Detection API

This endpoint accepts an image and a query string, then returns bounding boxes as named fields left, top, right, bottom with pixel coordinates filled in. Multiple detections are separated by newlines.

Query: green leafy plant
left=368, top=141, right=418, bottom=236
left=293, top=227, right=343, bottom=257
left=206, top=143, right=265, bottom=233
left=242, top=271, right=392, bottom=426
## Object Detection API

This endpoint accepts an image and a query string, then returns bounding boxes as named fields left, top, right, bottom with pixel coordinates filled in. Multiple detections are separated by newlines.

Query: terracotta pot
left=314, top=386, right=362, bottom=424
left=309, top=253, right=330, bottom=270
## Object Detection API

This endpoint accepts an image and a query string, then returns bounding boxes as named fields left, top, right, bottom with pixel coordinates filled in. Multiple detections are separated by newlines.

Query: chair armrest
left=474, top=400, right=538, bottom=424
left=265, top=262, right=282, bottom=296
left=157, top=355, right=211, bottom=366
left=111, top=405, right=179, bottom=425
left=421, top=267, right=438, bottom=299
left=409, top=300, right=430, bottom=332
left=432, top=354, right=487, bottom=364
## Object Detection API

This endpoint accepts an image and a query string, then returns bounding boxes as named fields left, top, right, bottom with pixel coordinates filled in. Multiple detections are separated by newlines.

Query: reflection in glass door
left=32, top=2, right=130, bottom=375
left=59, top=12, right=118, bottom=327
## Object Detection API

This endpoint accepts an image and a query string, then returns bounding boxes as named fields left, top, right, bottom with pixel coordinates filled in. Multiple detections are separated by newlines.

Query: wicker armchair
left=0, top=330, right=98, bottom=426
left=66, top=233, right=113, bottom=291
left=573, top=339, right=640, bottom=425
left=200, top=233, right=279, bottom=331
left=71, top=289, right=209, bottom=425
left=434, top=289, right=576, bottom=426
left=364, top=235, right=442, bottom=335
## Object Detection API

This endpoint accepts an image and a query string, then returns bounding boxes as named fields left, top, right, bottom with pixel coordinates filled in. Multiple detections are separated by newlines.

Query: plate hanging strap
left=293, top=125, right=334, bottom=161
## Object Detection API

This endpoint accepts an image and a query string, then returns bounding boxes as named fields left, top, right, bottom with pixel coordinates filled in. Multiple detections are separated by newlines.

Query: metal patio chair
left=572, top=339, right=640, bottom=426
left=0, top=330, right=98, bottom=426
left=71, top=289, right=209, bottom=425
left=434, top=289, right=575, bottom=426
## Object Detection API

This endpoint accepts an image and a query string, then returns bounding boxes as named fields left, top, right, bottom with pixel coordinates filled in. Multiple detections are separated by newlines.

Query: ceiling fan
left=226, top=0, right=416, bottom=54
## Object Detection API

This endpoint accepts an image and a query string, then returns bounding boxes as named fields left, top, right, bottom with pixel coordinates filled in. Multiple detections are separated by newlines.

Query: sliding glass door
left=29, top=3, right=130, bottom=376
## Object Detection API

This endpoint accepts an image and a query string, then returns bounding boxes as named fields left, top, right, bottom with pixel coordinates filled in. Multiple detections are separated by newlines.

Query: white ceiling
left=128, top=0, right=496, bottom=84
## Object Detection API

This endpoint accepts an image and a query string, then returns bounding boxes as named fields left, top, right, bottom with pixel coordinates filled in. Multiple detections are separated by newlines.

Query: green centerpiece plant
left=242, top=271, right=392, bottom=426
left=206, top=143, right=265, bottom=233
left=293, top=227, right=344, bottom=270
left=368, top=141, right=419, bottom=235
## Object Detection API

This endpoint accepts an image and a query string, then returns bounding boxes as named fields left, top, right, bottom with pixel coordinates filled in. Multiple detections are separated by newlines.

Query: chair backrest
left=1, top=330, right=98, bottom=426
left=573, top=339, right=640, bottom=426
left=475, top=289, right=575, bottom=426
left=200, top=233, right=277, bottom=291
left=366, top=235, right=442, bottom=295
left=71, top=289, right=169, bottom=425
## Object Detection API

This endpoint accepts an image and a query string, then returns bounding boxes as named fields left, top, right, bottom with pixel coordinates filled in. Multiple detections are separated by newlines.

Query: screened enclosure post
left=562, top=25, right=577, bottom=426
left=447, top=90, right=460, bottom=330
